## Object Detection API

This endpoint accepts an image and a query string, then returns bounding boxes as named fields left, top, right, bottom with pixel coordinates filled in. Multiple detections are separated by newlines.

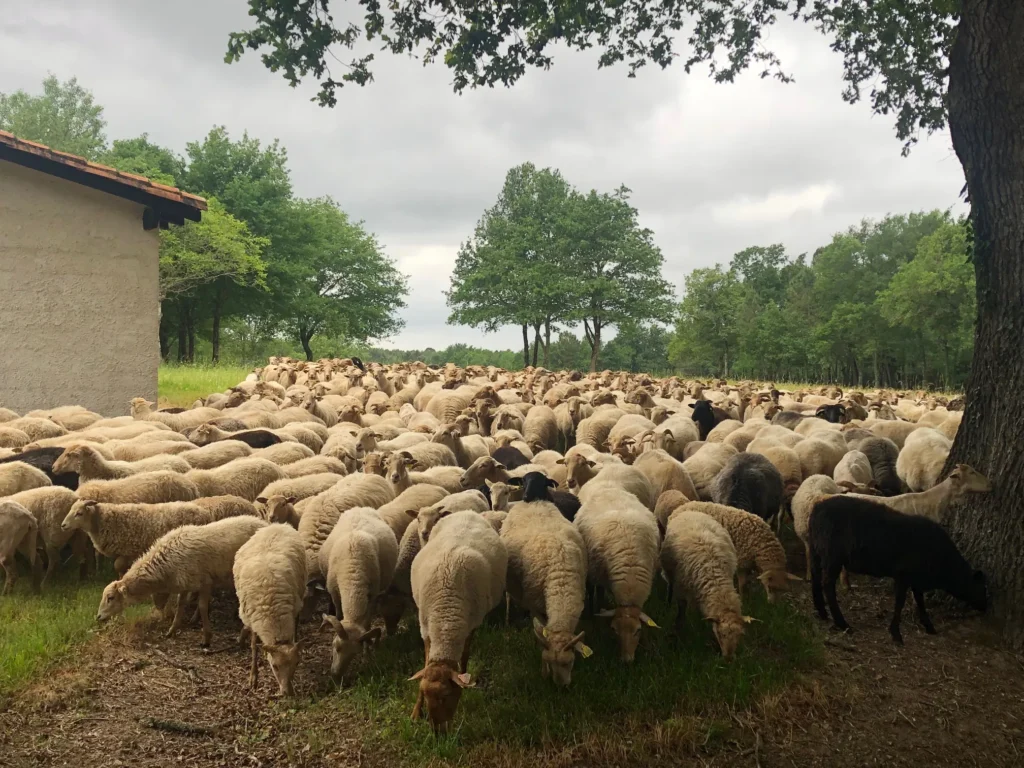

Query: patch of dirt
left=2, top=583, right=1023, bottom=767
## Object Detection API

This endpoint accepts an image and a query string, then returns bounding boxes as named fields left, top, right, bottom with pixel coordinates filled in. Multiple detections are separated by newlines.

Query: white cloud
left=712, top=183, right=841, bottom=225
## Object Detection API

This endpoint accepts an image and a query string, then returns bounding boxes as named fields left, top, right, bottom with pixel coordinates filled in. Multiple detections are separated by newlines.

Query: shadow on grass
left=301, top=587, right=822, bottom=765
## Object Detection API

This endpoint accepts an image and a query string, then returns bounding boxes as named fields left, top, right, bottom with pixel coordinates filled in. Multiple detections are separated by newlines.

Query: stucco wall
left=0, top=162, right=159, bottom=416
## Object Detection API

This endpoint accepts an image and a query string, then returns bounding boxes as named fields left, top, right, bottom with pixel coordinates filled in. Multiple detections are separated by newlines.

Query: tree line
left=0, top=76, right=409, bottom=364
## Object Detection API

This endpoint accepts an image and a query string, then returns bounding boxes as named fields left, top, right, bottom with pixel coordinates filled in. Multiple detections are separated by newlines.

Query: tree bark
left=531, top=323, right=541, bottom=367
left=300, top=328, right=315, bottom=362
left=176, top=304, right=187, bottom=364
left=588, top=319, right=602, bottom=373
left=522, top=324, right=530, bottom=368
left=543, top=317, right=551, bottom=368
left=211, top=284, right=223, bottom=364
left=946, top=0, right=1024, bottom=649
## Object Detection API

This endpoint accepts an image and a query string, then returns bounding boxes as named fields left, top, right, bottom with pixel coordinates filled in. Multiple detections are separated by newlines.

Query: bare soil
left=2, top=581, right=1022, bottom=768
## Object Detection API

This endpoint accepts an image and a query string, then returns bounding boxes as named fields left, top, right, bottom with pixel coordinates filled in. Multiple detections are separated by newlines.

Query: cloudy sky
left=0, top=2, right=967, bottom=350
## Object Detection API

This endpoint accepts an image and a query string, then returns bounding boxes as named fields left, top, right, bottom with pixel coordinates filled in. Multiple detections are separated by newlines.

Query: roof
left=0, top=130, right=206, bottom=229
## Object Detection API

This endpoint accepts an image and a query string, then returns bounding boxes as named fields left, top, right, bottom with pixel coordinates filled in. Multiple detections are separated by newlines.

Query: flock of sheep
left=0, top=358, right=991, bottom=731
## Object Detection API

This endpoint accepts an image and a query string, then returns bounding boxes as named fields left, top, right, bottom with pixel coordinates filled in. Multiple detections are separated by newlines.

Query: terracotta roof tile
left=0, top=130, right=207, bottom=213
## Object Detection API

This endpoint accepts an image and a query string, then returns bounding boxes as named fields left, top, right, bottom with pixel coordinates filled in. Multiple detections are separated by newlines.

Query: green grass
left=301, top=587, right=821, bottom=765
left=158, top=364, right=252, bottom=408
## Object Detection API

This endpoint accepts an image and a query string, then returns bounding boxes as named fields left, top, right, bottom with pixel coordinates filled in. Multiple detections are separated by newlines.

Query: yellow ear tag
left=576, top=642, right=593, bottom=658
left=541, top=627, right=549, bottom=638
left=645, top=618, right=659, bottom=628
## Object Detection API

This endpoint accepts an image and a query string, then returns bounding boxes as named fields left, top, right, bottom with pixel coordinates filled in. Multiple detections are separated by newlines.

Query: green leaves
left=0, top=75, right=107, bottom=159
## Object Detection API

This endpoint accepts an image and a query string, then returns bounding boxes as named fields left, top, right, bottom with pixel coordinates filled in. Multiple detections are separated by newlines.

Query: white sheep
left=749, top=443, right=803, bottom=498
left=791, top=475, right=841, bottom=579
left=632, top=449, right=698, bottom=504
left=8, top=486, right=85, bottom=586
left=186, top=458, right=288, bottom=501
left=0, top=500, right=38, bottom=594
left=260, top=473, right=342, bottom=502
left=413, top=490, right=490, bottom=547
left=680, top=443, right=738, bottom=501
left=410, top=511, right=507, bottom=732
left=0, top=461, right=52, bottom=497
left=896, top=427, right=952, bottom=491
left=660, top=509, right=749, bottom=658
left=376, top=485, right=449, bottom=544
left=431, top=423, right=489, bottom=468
left=833, top=450, right=874, bottom=490
left=847, top=463, right=990, bottom=523
left=253, top=442, right=316, bottom=465
left=318, top=507, right=398, bottom=682
left=573, top=486, right=660, bottom=662
left=386, top=452, right=465, bottom=494
left=77, top=471, right=200, bottom=504
left=565, top=456, right=656, bottom=510
left=500, top=500, right=589, bottom=685
left=283, top=455, right=348, bottom=478
left=96, top=516, right=267, bottom=646
left=522, top=405, right=559, bottom=452
left=52, top=443, right=190, bottom=483
left=868, top=420, right=921, bottom=449
left=234, top=523, right=307, bottom=695
left=179, top=441, right=254, bottom=469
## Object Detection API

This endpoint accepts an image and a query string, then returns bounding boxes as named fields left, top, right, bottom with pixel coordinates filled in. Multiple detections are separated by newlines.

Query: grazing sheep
left=260, top=473, right=342, bottom=503
left=0, top=500, right=38, bottom=594
left=233, top=524, right=307, bottom=695
left=660, top=510, right=748, bottom=658
left=97, top=516, right=267, bottom=645
left=679, top=501, right=797, bottom=601
left=376, top=485, right=449, bottom=543
left=833, top=450, right=874, bottom=491
left=680, top=443, right=737, bottom=501
left=565, top=456, right=657, bottom=511
left=896, top=428, right=952, bottom=492
left=0, top=461, right=52, bottom=496
left=850, top=436, right=902, bottom=496
left=501, top=499, right=589, bottom=685
left=431, top=424, right=489, bottom=468
left=318, top=507, right=398, bottom=682
left=53, top=444, right=190, bottom=483
left=179, top=441, right=254, bottom=469
left=77, top=471, right=200, bottom=504
left=506, top=472, right=581, bottom=522
left=868, top=420, right=921, bottom=449
left=809, top=494, right=987, bottom=644
left=252, top=442, right=316, bottom=465
left=653, top=489, right=689, bottom=533
left=847, top=463, right=990, bottom=523
left=186, top=458, right=288, bottom=502
left=710, top=452, right=785, bottom=523
left=574, top=487, right=660, bottom=662
left=410, top=511, right=507, bottom=732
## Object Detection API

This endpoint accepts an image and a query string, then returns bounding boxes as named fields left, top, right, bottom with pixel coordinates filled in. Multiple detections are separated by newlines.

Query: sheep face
left=533, top=620, right=586, bottom=687
left=321, top=615, right=380, bottom=684
left=266, top=642, right=301, bottom=696
left=710, top=615, right=746, bottom=659
left=191, top=424, right=215, bottom=445
left=758, top=568, right=801, bottom=602
left=459, top=457, right=503, bottom=489
left=417, top=505, right=452, bottom=546
left=52, top=446, right=84, bottom=474
left=353, top=429, right=377, bottom=456
left=814, top=404, right=848, bottom=424
left=62, top=499, right=98, bottom=533
left=387, top=452, right=414, bottom=485
left=599, top=606, right=646, bottom=663
left=362, top=452, right=387, bottom=477
left=129, top=397, right=154, bottom=418
left=410, top=660, right=472, bottom=733
left=259, top=496, right=299, bottom=527
left=560, top=454, right=596, bottom=490
left=96, top=581, right=129, bottom=622
left=949, top=464, right=991, bottom=495
left=489, top=482, right=510, bottom=511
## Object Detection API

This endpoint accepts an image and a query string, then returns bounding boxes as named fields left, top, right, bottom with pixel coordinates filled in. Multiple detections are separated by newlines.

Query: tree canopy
left=0, top=75, right=107, bottom=158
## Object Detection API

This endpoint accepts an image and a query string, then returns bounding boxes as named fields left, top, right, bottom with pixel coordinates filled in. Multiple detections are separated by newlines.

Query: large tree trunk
left=543, top=317, right=551, bottom=368
left=588, top=320, right=602, bottom=373
left=522, top=324, right=530, bottom=368
left=531, top=323, right=541, bottom=367
left=300, top=328, right=315, bottom=361
left=946, top=0, right=1024, bottom=649
left=211, top=284, right=223, bottom=364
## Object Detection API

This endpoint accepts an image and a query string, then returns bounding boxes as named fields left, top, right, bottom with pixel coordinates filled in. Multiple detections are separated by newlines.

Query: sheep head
left=758, top=568, right=803, bottom=602
left=62, top=499, right=99, bottom=533
left=409, top=659, right=473, bottom=732
left=129, top=397, right=154, bottom=418
left=257, top=495, right=300, bottom=527
left=362, top=451, right=387, bottom=477
left=597, top=606, right=655, bottom=663
left=387, top=451, right=415, bottom=485
left=321, top=614, right=380, bottom=684
left=460, top=456, right=505, bottom=488
left=558, top=453, right=597, bottom=490
left=96, top=580, right=130, bottom=622
left=265, top=641, right=301, bottom=696
left=709, top=614, right=749, bottom=659
left=533, top=618, right=588, bottom=687
left=949, top=464, right=991, bottom=495
left=52, top=445, right=85, bottom=474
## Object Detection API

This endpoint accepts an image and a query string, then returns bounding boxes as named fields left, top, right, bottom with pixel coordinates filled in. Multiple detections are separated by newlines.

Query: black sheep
left=688, top=400, right=730, bottom=440
left=814, top=403, right=848, bottom=424
left=855, top=437, right=902, bottom=496
left=0, top=447, right=78, bottom=490
left=809, top=494, right=986, bottom=644
left=492, top=445, right=531, bottom=471
left=508, top=471, right=581, bottom=522
left=710, top=452, right=784, bottom=522
left=216, top=429, right=283, bottom=449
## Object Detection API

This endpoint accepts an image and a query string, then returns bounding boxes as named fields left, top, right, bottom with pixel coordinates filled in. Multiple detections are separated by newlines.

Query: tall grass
left=158, top=364, right=252, bottom=408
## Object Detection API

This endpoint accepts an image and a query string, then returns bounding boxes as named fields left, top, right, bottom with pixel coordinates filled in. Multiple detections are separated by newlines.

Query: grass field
left=158, top=364, right=252, bottom=408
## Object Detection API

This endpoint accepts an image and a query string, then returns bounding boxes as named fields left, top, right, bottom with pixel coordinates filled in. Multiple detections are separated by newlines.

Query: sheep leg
left=674, top=598, right=687, bottom=632
left=42, top=545, right=60, bottom=589
left=889, top=579, right=908, bottom=645
left=460, top=631, right=474, bottom=674
left=840, top=568, right=852, bottom=591
left=810, top=549, right=827, bottom=620
left=1, top=557, right=14, bottom=595
left=804, top=541, right=812, bottom=581
left=736, top=570, right=747, bottom=595
left=167, top=593, right=187, bottom=638
left=411, top=688, right=425, bottom=721
left=911, top=586, right=937, bottom=635
left=197, top=589, right=213, bottom=648
left=823, top=566, right=851, bottom=633
left=249, top=629, right=259, bottom=690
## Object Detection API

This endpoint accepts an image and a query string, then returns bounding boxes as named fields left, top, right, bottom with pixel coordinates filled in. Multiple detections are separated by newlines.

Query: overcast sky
left=1, top=2, right=967, bottom=350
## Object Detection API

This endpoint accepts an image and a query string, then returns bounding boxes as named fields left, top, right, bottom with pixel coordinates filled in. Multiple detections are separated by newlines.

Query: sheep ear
left=742, top=615, right=761, bottom=624
left=359, top=627, right=382, bottom=645
left=687, top=403, right=695, bottom=409
left=319, top=614, right=339, bottom=633
left=532, top=617, right=547, bottom=643
left=786, top=572, right=804, bottom=582
left=405, top=509, right=420, bottom=519
left=452, top=672, right=475, bottom=688
left=507, top=477, right=523, bottom=487
left=255, top=497, right=268, bottom=505
left=408, top=668, right=426, bottom=681
left=586, top=460, right=597, bottom=468
left=546, top=478, right=558, bottom=488
left=286, top=496, right=298, bottom=504
left=596, top=609, right=616, bottom=618
left=639, top=612, right=659, bottom=628
left=555, top=458, right=565, bottom=465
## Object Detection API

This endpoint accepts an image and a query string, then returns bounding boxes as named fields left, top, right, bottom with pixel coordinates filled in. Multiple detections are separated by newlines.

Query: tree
left=447, top=163, right=573, bottom=367
left=560, top=187, right=675, bottom=371
left=229, top=0, right=1024, bottom=647
left=0, top=75, right=106, bottom=158
left=275, top=198, right=408, bottom=360
left=669, top=266, right=742, bottom=376
left=158, top=199, right=269, bottom=362
left=103, top=135, right=185, bottom=186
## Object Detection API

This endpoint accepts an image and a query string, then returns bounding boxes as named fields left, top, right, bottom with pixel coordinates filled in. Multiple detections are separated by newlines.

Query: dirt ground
left=2, top=580, right=1022, bottom=768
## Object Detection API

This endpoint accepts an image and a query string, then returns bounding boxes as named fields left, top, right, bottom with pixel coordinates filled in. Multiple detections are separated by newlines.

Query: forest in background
left=2, top=77, right=973, bottom=388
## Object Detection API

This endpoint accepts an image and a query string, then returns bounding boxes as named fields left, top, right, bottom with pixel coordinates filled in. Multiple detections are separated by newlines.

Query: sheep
left=500, top=499, right=589, bottom=685
left=0, top=500, right=38, bottom=594
left=318, top=507, right=398, bottom=683
left=179, top=441, right=254, bottom=469
left=794, top=436, right=847, bottom=481
left=195, top=495, right=259, bottom=520
left=190, top=424, right=283, bottom=449
left=62, top=498, right=241, bottom=576
left=850, top=436, right=902, bottom=496
left=0, top=426, right=30, bottom=450
left=573, top=486, right=660, bottom=662
left=0, top=461, right=52, bottom=496
left=274, top=422, right=325, bottom=453
left=749, top=444, right=803, bottom=499
left=847, top=463, right=990, bottom=523
left=186, top=458, right=288, bottom=502
left=680, top=443, right=737, bottom=501
left=281, top=456, right=347, bottom=479
left=569, top=458, right=657, bottom=511
left=97, top=516, right=267, bottom=646
left=5, top=487, right=89, bottom=587
left=833, top=450, right=874, bottom=491
left=574, top=408, right=626, bottom=450
left=6, top=416, right=67, bottom=442
left=710, top=452, right=785, bottom=523
left=660, top=510, right=750, bottom=658
left=896, top=428, right=952, bottom=492
left=809, top=494, right=987, bottom=644
left=413, top=490, right=490, bottom=546
left=257, top=472, right=343, bottom=504
left=652, top=416, right=700, bottom=460
left=376, top=485, right=450, bottom=543
left=632, top=449, right=698, bottom=503
left=679, top=501, right=798, bottom=601
left=791, top=475, right=842, bottom=579
left=706, top=419, right=743, bottom=443
left=431, top=424, right=488, bottom=468
left=105, top=440, right=195, bottom=462
left=77, top=471, right=201, bottom=504
left=0, top=406, right=18, bottom=423
left=399, top=441, right=459, bottom=469
left=506, top=472, right=581, bottom=522
left=0, top=447, right=79, bottom=490
left=52, top=444, right=190, bottom=483
left=233, top=524, right=307, bottom=695
left=410, top=511, right=507, bottom=732
left=130, top=398, right=223, bottom=431
left=386, top=452, right=466, bottom=494
left=252, top=442, right=316, bottom=465
left=492, top=444, right=532, bottom=470
left=689, top=400, right=733, bottom=440
left=868, top=420, right=921, bottom=449
left=298, top=473, right=394, bottom=578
